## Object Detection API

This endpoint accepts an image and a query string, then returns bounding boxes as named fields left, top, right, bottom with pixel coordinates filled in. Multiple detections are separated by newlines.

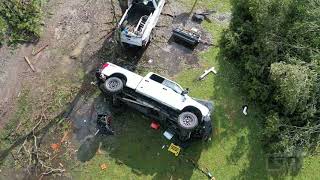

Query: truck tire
left=178, top=112, right=198, bottom=130
left=103, top=77, right=124, bottom=95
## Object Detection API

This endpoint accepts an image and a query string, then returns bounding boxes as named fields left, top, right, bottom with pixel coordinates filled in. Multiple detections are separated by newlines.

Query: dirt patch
left=0, top=0, right=114, bottom=127
left=121, top=2, right=215, bottom=77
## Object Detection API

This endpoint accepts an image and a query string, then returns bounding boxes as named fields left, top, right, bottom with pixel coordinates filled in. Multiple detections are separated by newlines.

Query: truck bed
left=120, top=2, right=155, bottom=35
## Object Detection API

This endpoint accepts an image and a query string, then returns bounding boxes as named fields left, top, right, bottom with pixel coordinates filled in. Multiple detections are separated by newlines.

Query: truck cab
left=136, top=73, right=186, bottom=110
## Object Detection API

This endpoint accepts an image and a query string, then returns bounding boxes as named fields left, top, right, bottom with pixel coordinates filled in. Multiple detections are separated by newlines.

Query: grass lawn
left=71, top=0, right=320, bottom=179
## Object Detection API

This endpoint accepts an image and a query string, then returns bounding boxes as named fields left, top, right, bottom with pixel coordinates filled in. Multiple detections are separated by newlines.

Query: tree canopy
left=221, top=0, right=320, bottom=155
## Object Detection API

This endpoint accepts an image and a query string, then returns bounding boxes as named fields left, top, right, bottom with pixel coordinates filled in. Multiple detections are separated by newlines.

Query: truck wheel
left=103, top=77, right=123, bottom=94
left=178, top=112, right=198, bottom=130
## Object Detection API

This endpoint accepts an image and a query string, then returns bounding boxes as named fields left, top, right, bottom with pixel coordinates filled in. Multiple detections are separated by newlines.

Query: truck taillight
left=101, top=63, right=109, bottom=70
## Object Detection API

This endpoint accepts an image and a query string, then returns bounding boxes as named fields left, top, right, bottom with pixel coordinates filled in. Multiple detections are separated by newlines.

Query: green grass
left=294, top=154, right=320, bottom=179
left=0, top=16, right=7, bottom=45
left=46, top=76, right=82, bottom=113
left=0, top=89, right=32, bottom=150
left=178, top=0, right=232, bottom=13
left=72, top=111, right=200, bottom=179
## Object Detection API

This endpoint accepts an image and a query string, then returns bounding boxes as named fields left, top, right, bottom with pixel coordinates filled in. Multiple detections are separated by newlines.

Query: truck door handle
left=163, top=88, right=167, bottom=90
left=145, top=80, right=149, bottom=82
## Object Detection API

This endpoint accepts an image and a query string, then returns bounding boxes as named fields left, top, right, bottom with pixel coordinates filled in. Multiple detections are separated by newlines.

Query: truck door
left=136, top=73, right=166, bottom=104
left=136, top=73, right=185, bottom=110
left=161, top=79, right=185, bottom=110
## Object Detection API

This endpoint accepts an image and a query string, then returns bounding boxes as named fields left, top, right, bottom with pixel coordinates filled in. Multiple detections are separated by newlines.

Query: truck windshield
left=162, top=80, right=183, bottom=94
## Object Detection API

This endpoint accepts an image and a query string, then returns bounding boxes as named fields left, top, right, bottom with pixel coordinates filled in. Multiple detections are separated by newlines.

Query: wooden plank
left=32, top=44, right=48, bottom=56
left=24, top=56, right=35, bottom=72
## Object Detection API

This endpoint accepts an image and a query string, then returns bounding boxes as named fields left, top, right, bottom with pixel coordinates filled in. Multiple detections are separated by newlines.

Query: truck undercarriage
left=102, top=86, right=213, bottom=144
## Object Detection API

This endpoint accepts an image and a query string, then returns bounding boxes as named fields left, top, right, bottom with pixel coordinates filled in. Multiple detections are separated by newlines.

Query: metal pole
left=190, top=0, right=199, bottom=15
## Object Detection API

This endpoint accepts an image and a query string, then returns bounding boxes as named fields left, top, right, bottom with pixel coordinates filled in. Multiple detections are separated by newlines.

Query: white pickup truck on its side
left=96, top=62, right=212, bottom=141
left=118, top=0, right=165, bottom=46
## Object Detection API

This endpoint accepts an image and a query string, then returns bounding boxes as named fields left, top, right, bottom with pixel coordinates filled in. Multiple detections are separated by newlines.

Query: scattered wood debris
left=198, top=67, right=217, bottom=80
left=186, top=157, right=215, bottom=180
left=32, top=44, right=49, bottom=56
left=100, top=163, right=108, bottom=170
left=96, top=142, right=105, bottom=155
left=24, top=56, right=36, bottom=72
left=161, top=12, right=175, bottom=18
left=97, top=27, right=116, bottom=42
left=60, top=131, right=70, bottom=143
left=51, top=143, right=61, bottom=151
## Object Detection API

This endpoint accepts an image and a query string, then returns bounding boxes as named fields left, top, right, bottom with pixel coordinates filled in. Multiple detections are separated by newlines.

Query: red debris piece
left=150, top=121, right=160, bottom=130
left=51, top=143, right=61, bottom=151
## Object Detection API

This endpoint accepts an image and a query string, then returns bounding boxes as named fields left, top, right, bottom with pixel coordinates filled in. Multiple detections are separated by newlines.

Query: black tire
left=103, top=77, right=124, bottom=94
left=178, top=112, right=198, bottom=130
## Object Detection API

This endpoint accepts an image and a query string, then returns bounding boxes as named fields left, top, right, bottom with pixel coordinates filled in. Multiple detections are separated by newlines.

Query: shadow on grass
left=213, top=33, right=305, bottom=179
left=76, top=105, right=205, bottom=179
left=214, top=47, right=305, bottom=179
left=210, top=49, right=269, bottom=179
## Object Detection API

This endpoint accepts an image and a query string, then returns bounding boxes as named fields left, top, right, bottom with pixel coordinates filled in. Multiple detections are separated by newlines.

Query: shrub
left=0, top=0, right=43, bottom=45
left=0, top=17, right=7, bottom=45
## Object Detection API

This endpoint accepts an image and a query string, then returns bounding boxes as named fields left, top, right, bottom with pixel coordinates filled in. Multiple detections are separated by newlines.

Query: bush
left=0, top=0, right=43, bottom=45
left=270, top=62, right=317, bottom=116
left=221, top=0, right=320, bottom=156
left=0, top=17, right=7, bottom=45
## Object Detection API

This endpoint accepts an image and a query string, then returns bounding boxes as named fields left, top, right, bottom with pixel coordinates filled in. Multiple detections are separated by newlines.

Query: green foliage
left=270, top=62, right=317, bottom=116
left=221, top=0, right=320, bottom=156
left=0, top=0, right=43, bottom=45
left=0, top=16, right=7, bottom=45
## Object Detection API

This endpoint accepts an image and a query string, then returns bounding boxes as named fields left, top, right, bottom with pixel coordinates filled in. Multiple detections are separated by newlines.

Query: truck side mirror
left=181, top=88, right=189, bottom=96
